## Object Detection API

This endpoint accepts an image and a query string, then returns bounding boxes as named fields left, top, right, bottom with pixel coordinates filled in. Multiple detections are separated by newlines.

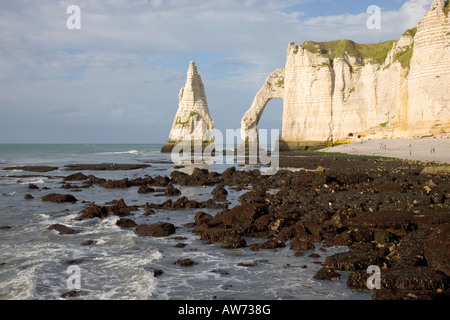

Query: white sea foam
left=96, top=150, right=139, bottom=155
left=18, top=178, right=46, bottom=184
left=0, top=266, right=36, bottom=299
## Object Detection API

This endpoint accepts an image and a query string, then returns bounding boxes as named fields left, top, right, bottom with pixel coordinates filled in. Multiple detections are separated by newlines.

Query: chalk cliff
left=241, top=0, right=450, bottom=150
left=161, top=61, right=214, bottom=153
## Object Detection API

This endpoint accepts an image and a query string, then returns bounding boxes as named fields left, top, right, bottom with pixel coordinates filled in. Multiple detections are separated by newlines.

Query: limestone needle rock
left=161, top=61, right=214, bottom=153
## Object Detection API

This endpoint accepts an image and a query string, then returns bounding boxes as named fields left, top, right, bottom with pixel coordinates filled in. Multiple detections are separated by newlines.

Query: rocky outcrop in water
left=161, top=61, right=214, bottom=153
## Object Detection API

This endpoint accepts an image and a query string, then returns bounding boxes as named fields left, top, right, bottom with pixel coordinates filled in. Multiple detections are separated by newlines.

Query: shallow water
left=0, top=144, right=372, bottom=300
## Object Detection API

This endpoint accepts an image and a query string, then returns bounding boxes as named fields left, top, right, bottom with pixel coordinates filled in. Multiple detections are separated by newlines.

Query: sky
left=0, top=0, right=434, bottom=144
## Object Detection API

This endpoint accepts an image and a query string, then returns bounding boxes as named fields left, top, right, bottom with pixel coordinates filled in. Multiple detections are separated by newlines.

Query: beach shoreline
left=319, top=138, right=450, bottom=164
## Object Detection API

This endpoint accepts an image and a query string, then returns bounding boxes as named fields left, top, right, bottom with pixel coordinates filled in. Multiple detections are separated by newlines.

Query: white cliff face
left=407, top=0, right=450, bottom=138
left=162, top=61, right=214, bottom=152
left=241, top=0, right=450, bottom=149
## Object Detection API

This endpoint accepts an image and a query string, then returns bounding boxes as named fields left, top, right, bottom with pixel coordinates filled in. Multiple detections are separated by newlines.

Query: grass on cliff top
left=402, top=27, right=417, bottom=38
left=301, top=39, right=396, bottom=65
left=446, top=0, right=449, bottom=16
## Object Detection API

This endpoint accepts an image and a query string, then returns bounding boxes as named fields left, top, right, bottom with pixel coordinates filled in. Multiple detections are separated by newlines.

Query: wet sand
left=319, top=138, right=450, bottom=163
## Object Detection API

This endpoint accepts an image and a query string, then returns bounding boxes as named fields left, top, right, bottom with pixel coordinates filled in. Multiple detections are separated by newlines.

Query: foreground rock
left=64, top=163, right=150, bottom=171
left=135, top=222, right=176, bottom=237
left=42, top=193, right=78, bottom=203
left=170, top=150, right=450, bottom=300
left=48, top=224, right=79, bottom=235
left=74, top=198, right=131, bottom=220
left=3, top=166, right=58, bottom=172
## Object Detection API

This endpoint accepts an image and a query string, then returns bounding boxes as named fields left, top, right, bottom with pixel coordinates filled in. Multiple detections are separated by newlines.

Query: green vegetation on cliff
left=445, top=0, right=449, bottom=16
left=301, top=39, right=396, bottom=65
left=394, top=44, right=414, bottom=69
left=402, top=27, right=417, bottom=38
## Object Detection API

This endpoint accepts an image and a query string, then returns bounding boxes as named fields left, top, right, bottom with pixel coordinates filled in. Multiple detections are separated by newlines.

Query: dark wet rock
left=152, top=269, right=164, bottom=277
left=237, top=262, right=258, bottom=267
left=238, top=186, right=267, bottom=204
left=116, top=218, right=137, bottom=228
left=197, top=228, right=239, bottom=244
left=0, top=226, right=12, bottom=230
left=194, top=212, right=213, bottom=225
left=175, top=258, right=197, bottom=267
left=64, top=163, right=150, bottom=171
left=154, top=183, right=181, bottom=196
left=61, top=290, right=82, bottom=298
left=313, top=268, right=341, bottom=281
left=75, top=204, right=109, bottom=220
left=372, top=289, right=449, bottom=300
left=219, top=203, right=269, bottom=233
left=3, top=166, right=58, bottom=172
left=63, top=172, right=88, bottom=181
left=135, top=222, right=176, bottom=237
left=107, top=199, right=131, bottom=217
left=81, top=240, right=96, bottom=246
left=251, top=238, right=285, bottom=250
left=172, top=196, right=201, bottom=209
left=174, top=243, right=186, bottom=248
left=75, top=199, right=131, bottom=220
left=289, top=238, right=315, bottom=251
left=42, top=193, right=77, bottom=203
left=343, top=210, right=417, bottom=234
left=220, top=236, right=247, bottom=249
left=424, top=223, right=450, bottom=276
left=374, top=229, right=399, bottom=244
left=138, top=185, right=155, bottom=194
left=323, top=250, right=385, bottom=271
left=347, top=267, right=449, bottom=291
left=388, top=229, right=430, bottom=268
left=170, top=168, right=220, bottom=186
left=24, top=194, right=34, bottom=199
left=211, top=183, right=228, bottom=201
left=67, top=259, right=83, bottom=265
left=100, top=178, right=131, bottom=189
left=210, top=269, right=230, bottom=275
left=254, top=214, right=273, bottom=231
left=28, top=184, right=40, bottom=190
left=350, top=228, right=374, bottom=243
left=48, top=224, right=79, bottom=235
left=309, top=253, right=321, bottom=258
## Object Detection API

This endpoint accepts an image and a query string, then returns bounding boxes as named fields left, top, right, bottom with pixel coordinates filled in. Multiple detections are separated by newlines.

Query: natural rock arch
left=240, top=68, right=285, bottom=145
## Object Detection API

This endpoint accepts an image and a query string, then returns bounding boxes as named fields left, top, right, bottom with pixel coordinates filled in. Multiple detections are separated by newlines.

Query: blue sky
left=0, top=0, right=433, bottom=143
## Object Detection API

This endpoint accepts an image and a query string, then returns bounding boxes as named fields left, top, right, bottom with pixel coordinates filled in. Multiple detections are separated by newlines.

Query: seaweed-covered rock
left=42, top=193, right=78, bottom=203
left=313, top=268, right=341, bottom=281
left=135, top=222, right=176, bottom=237
left=116, top=218, right=137, bottom=228
left=48, top=224, right=79, bottom=235
left=323, top=250, right=384, bottom=271
left=347, top=267, right=449, bottom=291
left=289, top=238, right=315, bottom=251
left=424, top=223, right=450, bottom=276
left=220, top=236, right=247, bottom=249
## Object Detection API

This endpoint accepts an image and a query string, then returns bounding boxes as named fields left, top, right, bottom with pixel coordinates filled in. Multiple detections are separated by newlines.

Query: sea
left=0, top=144, right=372, bottom=300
